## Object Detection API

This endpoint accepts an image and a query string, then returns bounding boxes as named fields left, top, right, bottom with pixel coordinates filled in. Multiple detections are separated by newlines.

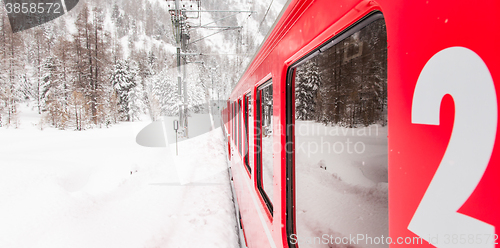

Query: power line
left=258, top=0, right=274, bottom=31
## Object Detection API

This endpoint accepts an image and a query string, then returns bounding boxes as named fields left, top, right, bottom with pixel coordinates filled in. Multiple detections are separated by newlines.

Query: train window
left=257, top=80, right=274, bottom=214
left=287, top=13, right=388, bottom=248
left=244, top=93, right=252, bottom=174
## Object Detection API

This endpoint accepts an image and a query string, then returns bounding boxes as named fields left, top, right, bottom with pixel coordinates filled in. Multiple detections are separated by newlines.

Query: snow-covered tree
left=40, top=57, right=56, bottom=110
left=111, top=60, right=138, bottom=121
left=0, top=16, right=24, bottom=127
left=295, top=60, right=321, bottom=121
left=150, top=68, right=178, bottom=117
left=128, top=82, right=144, bottom=121
left=39, top=56, right=71, bottom=128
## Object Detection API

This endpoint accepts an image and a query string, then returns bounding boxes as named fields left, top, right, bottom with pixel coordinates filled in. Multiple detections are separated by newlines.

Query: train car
left=222, top=0, right=500, bottom=247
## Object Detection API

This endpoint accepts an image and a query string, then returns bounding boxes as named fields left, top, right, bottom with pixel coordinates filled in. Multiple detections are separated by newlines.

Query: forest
left=0, top=0, right=284, bottom=130
left=0, top=0, right=178, bottom=130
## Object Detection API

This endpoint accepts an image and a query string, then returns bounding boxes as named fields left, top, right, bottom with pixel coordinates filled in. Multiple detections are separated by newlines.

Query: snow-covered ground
left=0, top=104, right=239, bottom=248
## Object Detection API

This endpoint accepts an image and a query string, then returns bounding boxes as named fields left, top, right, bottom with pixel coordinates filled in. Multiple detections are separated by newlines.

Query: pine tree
left=295, top=60, right=320, bottom=120
left=0, top=13, right=8, bottom=126
left=40, top=56, right=69, bottom=128
left=53, top=35, right=73, bottom=118
left=91, top=6, right=111, bottom=125
left=2, top=23, right=24, bottom=126
left=111, top=60, right=137, bottom=121
left=128, top=83, right=144, bottom=121
left=32, top=28, right=46, bottom=115
left=151, top=68, right=178, bottom=116
left=69, top=90, right=85, bottom=131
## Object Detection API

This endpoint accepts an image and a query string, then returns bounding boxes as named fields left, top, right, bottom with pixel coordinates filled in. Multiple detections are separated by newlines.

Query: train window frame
left=244, top=92, right=252, bottom=175
left=231, top=102, right=234, bottom=143
left=256, top=79, right=274, bottom=217
left=232, top=101, right=235, bottom=144
left=285, top=11, right=387, bottom=248
left=234, top=102, right=237, bottom=145
left=227, top=102, right=231, bottom=161
left=238, top=98, right=242, bottom=157
left=235, top=101, right=238, bottom=148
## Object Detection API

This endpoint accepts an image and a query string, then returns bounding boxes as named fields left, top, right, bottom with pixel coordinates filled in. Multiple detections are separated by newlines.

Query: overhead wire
left=257, top=0, right=275, bottom=31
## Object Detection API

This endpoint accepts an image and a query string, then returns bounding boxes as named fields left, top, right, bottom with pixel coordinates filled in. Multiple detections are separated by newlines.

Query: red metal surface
left=221, top=0, right=500, bottom=247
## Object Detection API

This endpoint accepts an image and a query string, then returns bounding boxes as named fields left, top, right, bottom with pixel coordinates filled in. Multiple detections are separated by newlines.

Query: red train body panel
left=222, top=0, right=500, bottom=247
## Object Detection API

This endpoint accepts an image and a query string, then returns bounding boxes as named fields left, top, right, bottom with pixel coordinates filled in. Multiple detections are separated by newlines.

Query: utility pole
left=167, top=0, right=254, bottom=138
left=170, top=0, right=193, bottom=137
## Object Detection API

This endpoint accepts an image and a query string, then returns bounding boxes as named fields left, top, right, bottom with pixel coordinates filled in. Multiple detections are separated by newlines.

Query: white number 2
left=409, top=47, right=497, bottom=247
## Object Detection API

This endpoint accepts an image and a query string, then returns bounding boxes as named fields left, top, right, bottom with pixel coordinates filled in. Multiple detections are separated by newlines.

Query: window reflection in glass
left=238, top=99, right=242, bottom=156
left=257, top=82, right=274, bottom=213
left=294, top=18, right=388, bottom=248
left=233, top=102, right=236, bottom=144
left=244, top=94, right=251, bottom=173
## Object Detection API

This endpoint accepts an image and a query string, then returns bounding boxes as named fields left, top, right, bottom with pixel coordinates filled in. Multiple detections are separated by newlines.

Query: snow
left=0, top=104, right=239, bottom=248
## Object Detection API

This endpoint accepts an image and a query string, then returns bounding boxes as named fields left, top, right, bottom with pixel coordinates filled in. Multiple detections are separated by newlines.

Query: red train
left=222, top=0, right=500, bottom=247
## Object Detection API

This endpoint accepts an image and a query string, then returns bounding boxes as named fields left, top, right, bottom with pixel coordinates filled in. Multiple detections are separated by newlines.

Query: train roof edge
left=229, top=0, right=295, bottom=100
